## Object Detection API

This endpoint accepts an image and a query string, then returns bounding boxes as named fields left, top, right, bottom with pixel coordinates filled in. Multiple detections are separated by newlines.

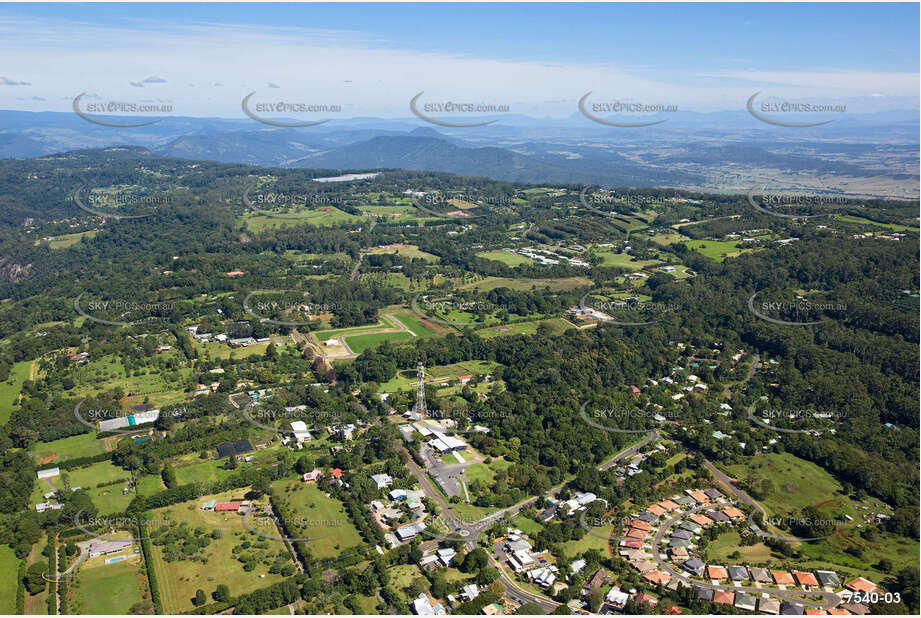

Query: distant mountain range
left=0, top=109, right=917, bottom=191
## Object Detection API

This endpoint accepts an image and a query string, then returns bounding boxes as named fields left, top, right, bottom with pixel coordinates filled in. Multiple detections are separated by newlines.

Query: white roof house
left=460, top=584, right=479, bottom=601
left=290, top=420, right=311, bottom=442
left=371, top=473, right=394, bottom=489
left=37, top=467, right=60, bottom=479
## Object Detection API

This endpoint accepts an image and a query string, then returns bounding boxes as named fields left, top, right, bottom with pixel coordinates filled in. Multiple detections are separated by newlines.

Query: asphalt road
left=598, top=429, right=661, bottom=471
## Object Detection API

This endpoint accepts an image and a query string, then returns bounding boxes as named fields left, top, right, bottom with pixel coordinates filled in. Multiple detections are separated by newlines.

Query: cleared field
left=591, top=249, right=662, bottom=269
left=40, top=230, right=98, bottom=249
left=195, top=341, right=270, bottom=360
left=387, top=309, right=442, bottom=338
left=366, top=243, right=439, bottom=262
left=510, top=514, right=543, bottom=537
left=270, top=480, right=364, bottom=560
left=458, top=276, right=593, bottom=292
left=463, top=458, right=512, bottom=485
left=69, top=355, right=193, bottom=398
left=724, top=453, right=855, bottom=516
left=682, top=239, right=751, bottom=261
left=476, top=317, right=574, bottom=339
left=135, top=474, right=165, bottom=497
left=30, top=433, right=106, bottom=465
left=560, top=525, right=615, bottom=557
left=705, top=530, right=774, bottom=564
left=831, top=215, right=918, bottom=232
left=172, top=459, right=237, bottom=486
left=476, top=250, right=534, bottom=266
left=0, top=545, right=18, bottom=614
left=647, top=230, right=685, bottom=246
left=71, top=555, right=144, bottom=614
left=149, top=488, right=291, bottom=614
left=0, top=360, right=32, bottom=425
left=243, top=207, right=364, bottom=231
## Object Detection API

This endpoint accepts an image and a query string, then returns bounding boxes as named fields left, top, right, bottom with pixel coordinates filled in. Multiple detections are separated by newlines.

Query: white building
left=290, top=420, right=311, bottom=443
left=37, top=467, right=60, bottom=479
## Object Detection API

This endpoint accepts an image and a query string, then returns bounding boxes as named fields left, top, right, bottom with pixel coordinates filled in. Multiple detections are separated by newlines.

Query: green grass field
left=243, top=208, right=364, bottom=231
left=0, top=360, right=32, bottom=425
left=31, top=461, right=132, bottom=514
left=590, top=249, right=662, bottom=270
left=173, top=459, right=238, bottom=486
left=475, top=317, right=574, bottom=339
left=30, top=432, right=106, bottom=465
left=270, top=480, right=364, bottom=560
left=346, top=331, right=415, bottom=353
left=682, top=239, right=752, bottom=261
left=40, top=230, right=98, bottom=249
left=831, top=215, right=918, bottom=232
left=387, top=309, right=440, bottom=338
left=561, top=525, right=615, bottom=558
left=458, top=276, right=594, bottom=292
left=463, top=458, right=512, bottom=486
left=510, top=514, right=543, bottom=537
left=0, top=545, right=19, bottom=614
left=705, top=530, right=774, bottom=564
left=475, top=250, right=535, bottom=266
left=149, top=488, right=291, bottom=613
left=135, top=474, right=165, bottom=497
left=366, top=243, right=439, bottom=262
left=71, top=556, right=144, bottom=614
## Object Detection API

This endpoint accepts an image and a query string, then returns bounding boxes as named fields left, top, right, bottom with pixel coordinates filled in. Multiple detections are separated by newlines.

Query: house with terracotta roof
left=636, top=593, right=657, bottom=606
left=645, top=570, right=671, bottom=585
left=215, top=501, right=243, bottom=512
left=844, top=577, right=877, bottom=594
left=628, top=519, right=653, bottom=531
left=687, top=489, right=710, bottom=504
left=773, top=571, right=796, bottom=586
left=722, top=506, right=745, bottom=518
left=658, top=499, right=680, bottom=511
left=622, top=539, right=643, bottom=549
left=647, top=504, right=666, bottom=517
left=712, top=590, right=735, bottom=605
left=804, top=609, right=827, bottom=615
left=707, top=565, right=729, bottom=580
left=626, top=527, right=647, bottom=539
left=690, top=513, right=713, bottom=526
left=331, top=468, right=343, bottom=478
left=794, top=571, right=820, bottom=588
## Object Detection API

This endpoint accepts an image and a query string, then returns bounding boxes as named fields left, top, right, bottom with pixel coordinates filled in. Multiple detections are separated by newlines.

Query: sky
left=0, top=2, right=918, bottom=119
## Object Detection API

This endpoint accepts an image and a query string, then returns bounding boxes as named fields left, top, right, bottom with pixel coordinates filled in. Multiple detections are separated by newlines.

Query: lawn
left=243, top=208, right=364, bottom=231
left=270, top=479, right=365, bottom=560
left=450, top=502, right=498, bottom=523
left=386, top=309, right=443, bottom=338
left=148, top=488, right=292, bottom=614
left=0, top=359, right=32, bottom=425
left=71, top=555, right=144, bottom=614
left=510, top=514, right=543, bottom=537
left=463, top=458, right=512, bottom=486
left=476, top=317, right=574, bottom=339
left=831, top=215, right=918, bottom=232
left=0, top=544, right=19, bottom=614
left=173, top=459, right=238, bottom=486
left=682, top=239, right=752, bottom=261
left=135, top=474, right=165, bottom=497
left=29, top=432, right=107, bottom=465
left=31, top=461, right=132, bottom=514
left=366, top=243, right=439, bottom=262
left=41, top=230, right=98, bottom=249
left=561, top=525, right=615, bottom=558
left=590, top=249, right=662, bottom=270
left=705, top=530, right=774, bottom=564
left=195, top=341, right=270, bottom=360
left=346, top=331, right=415, bottom=353
left=722, top=452, right=868, bottom=520
left=476, top=250, right=535, bottom=266
left=458, top=276, right=594, bottom=292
